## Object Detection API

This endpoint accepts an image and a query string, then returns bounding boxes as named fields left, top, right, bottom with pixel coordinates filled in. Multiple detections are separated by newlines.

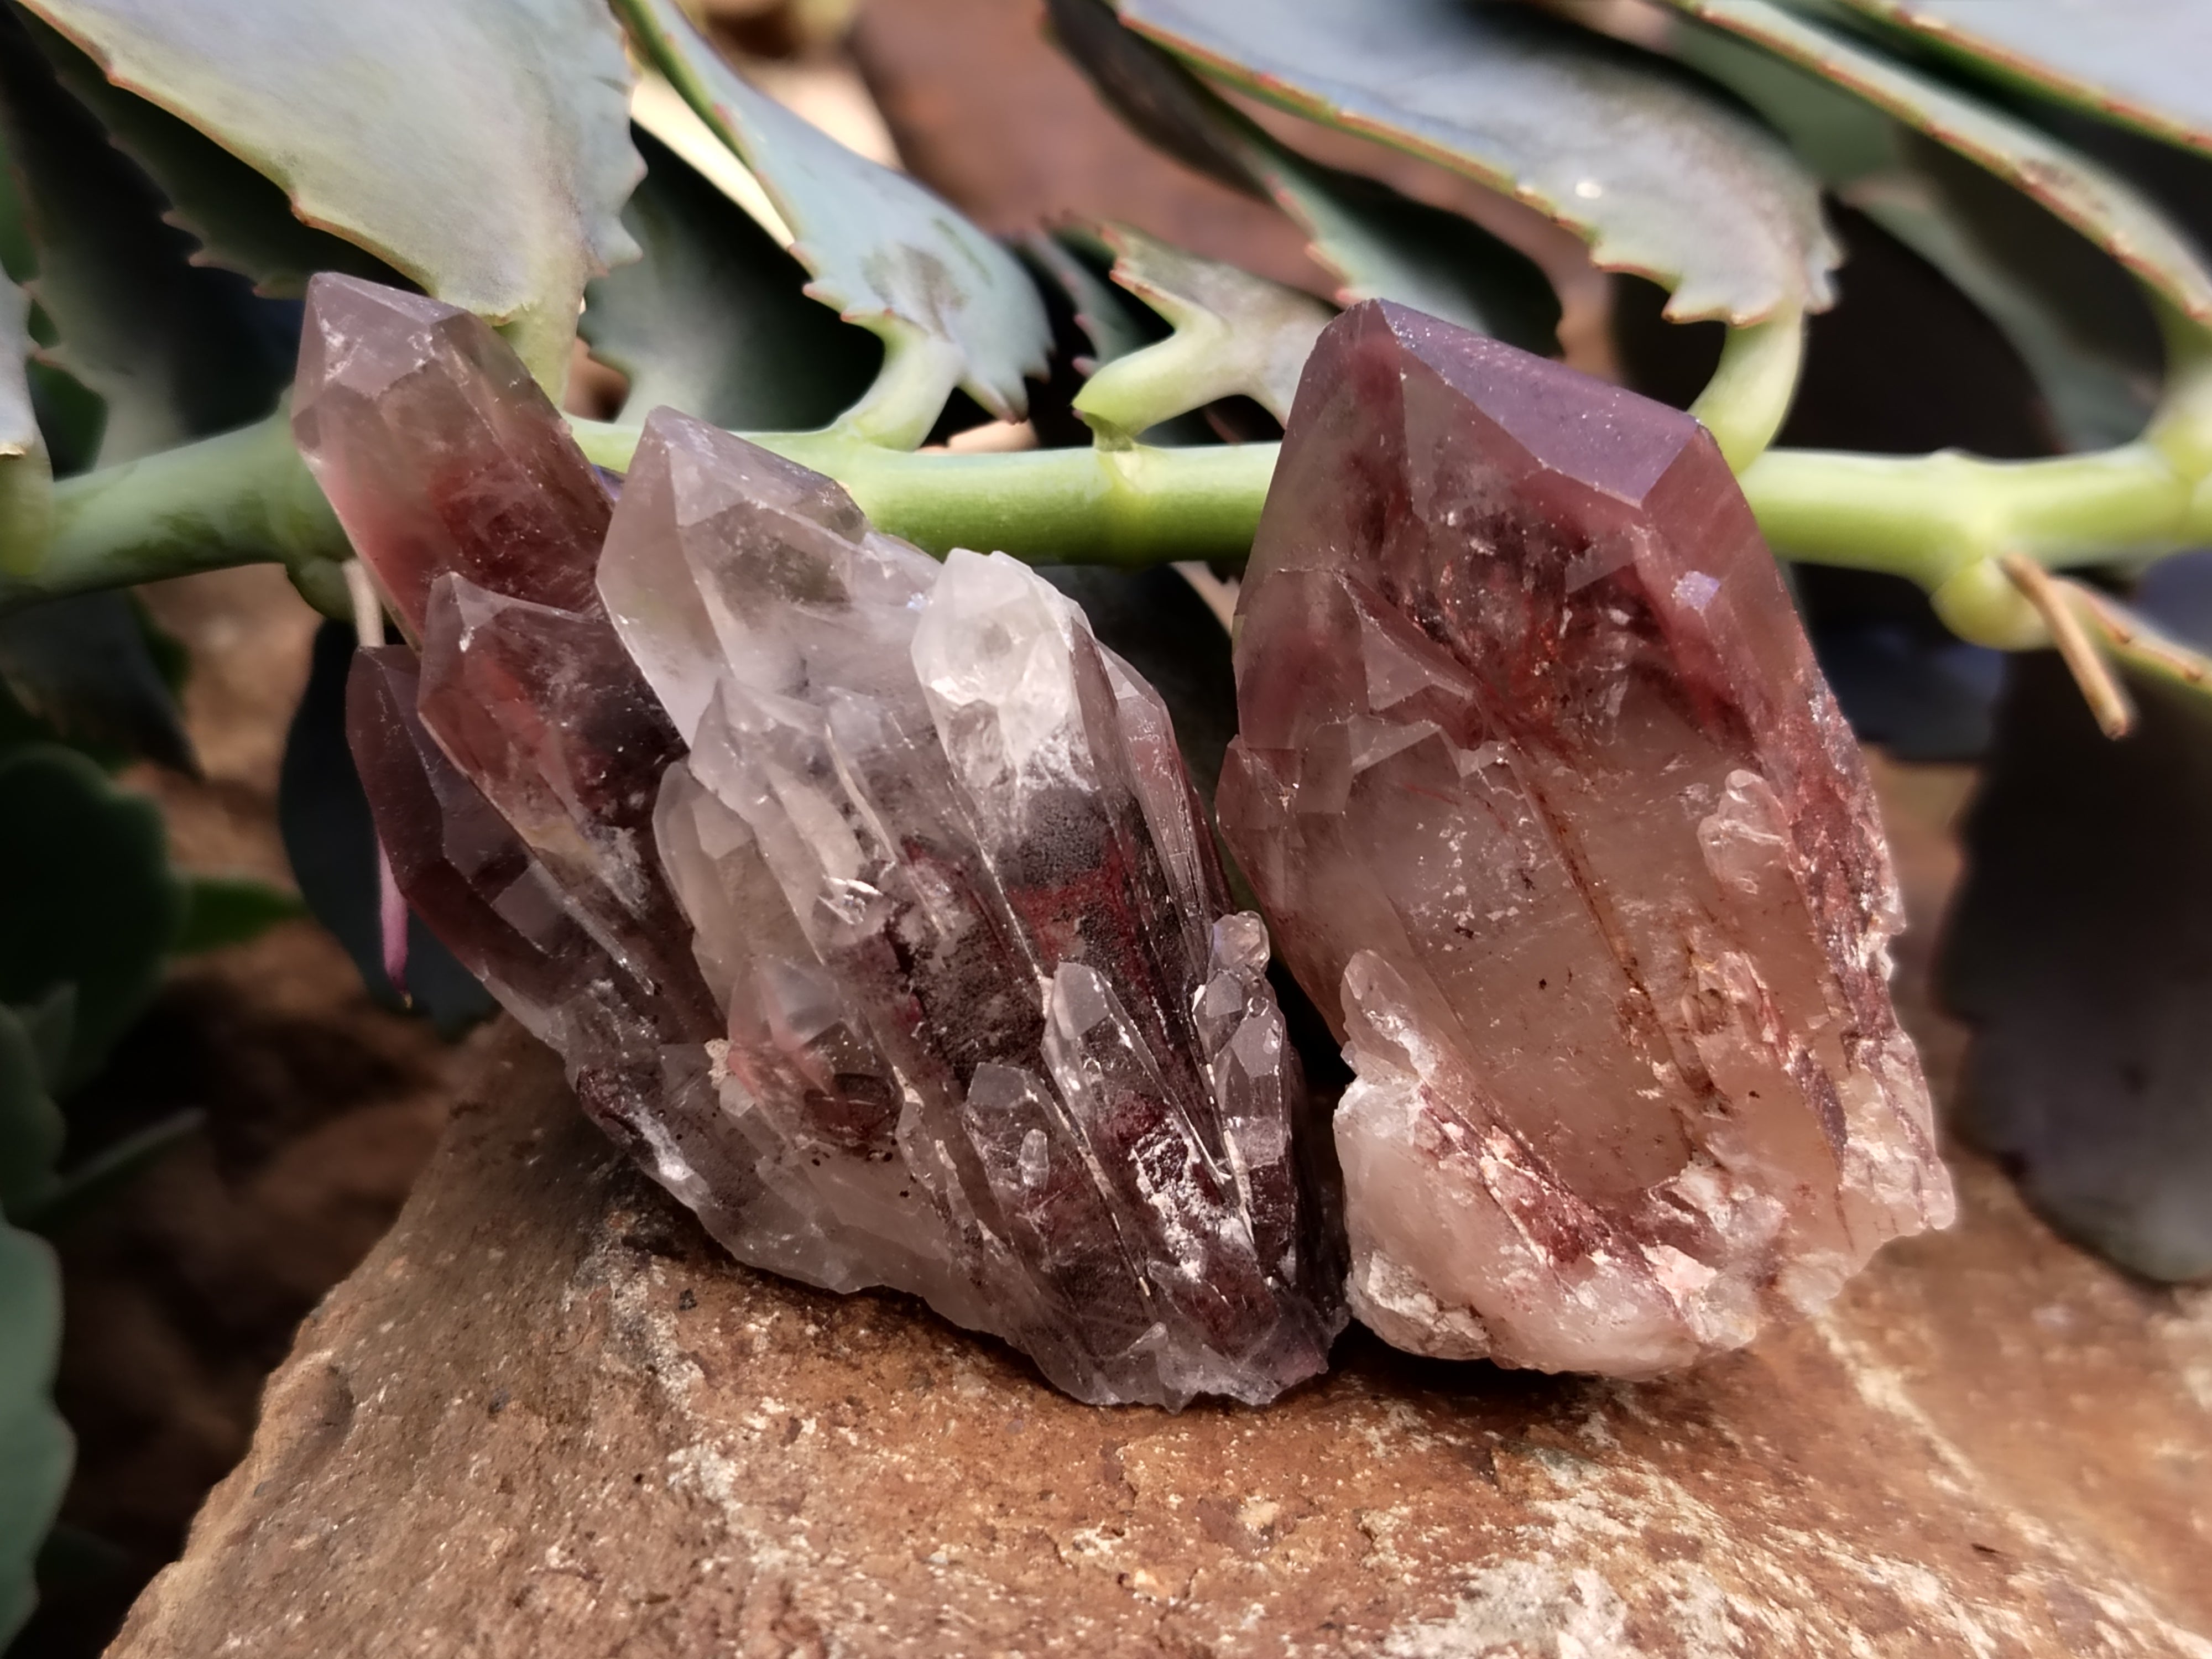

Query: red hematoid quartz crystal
left=1217, top=301, right=1955, bottom=1376
left=294, top=274, right=1342, bottom=1408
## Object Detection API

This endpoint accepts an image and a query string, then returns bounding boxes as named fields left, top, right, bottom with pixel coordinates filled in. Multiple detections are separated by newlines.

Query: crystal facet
left=300, top=275, right=1339, bottom=1407
left=1217, top=301, right=1954, bottom=1376
left=292, top=274, right=612, bottom=632
left=603, top=409, right=1342, bottom=1405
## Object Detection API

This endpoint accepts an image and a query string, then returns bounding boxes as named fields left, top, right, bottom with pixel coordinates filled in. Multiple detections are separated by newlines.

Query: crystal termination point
left=1218, top=300, right=1954, bottom=1377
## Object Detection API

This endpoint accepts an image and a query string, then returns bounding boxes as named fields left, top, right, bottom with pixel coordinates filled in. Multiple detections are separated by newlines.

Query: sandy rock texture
left=103, top=761, right=2212, bottom=1659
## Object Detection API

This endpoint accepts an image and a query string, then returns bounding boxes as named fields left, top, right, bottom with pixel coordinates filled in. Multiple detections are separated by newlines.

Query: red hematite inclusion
left=1218, top=300, right=1954, bottom=1376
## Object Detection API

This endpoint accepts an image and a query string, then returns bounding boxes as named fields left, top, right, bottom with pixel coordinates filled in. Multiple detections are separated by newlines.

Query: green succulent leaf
left=1842, top=0, right=2212, bottom=159
left=0, top=273, right=51, bottom=578
left=1259, top=158, right=1561, bottom=356
left=0, top=1000, right=65, bottom=1219
left=613, top=0, right=1052, bottom=445
left=1856, top=141, right=2162, bottom=452
left=0, top=994, right=70, bottom=1643
left=1115, top=0, right=1835, bottom=324
left=0, top=1214, right=68, bottom=1648
left=0, top=592, right=194, bottom=773
left=19, top=0, right=643, bottom=388
left=1047, top=0, right=1559, bottom=352
left=1661, top=15, right=2161, bottom=451
left=1664, top=1, right=2212, bottom=327
left=0, top=744, right=184, bottom=1091
left=581, top=126, right=880, bottom=432
left=1024, top=232, right=1155, bottom=372
left=0, top=13, right=298, bottom=465
left=19, top=12, right=400, bottom=298
left=1076, top=224, right=1332, bottom=442
left=173, top=873, right=305, bottom=955
left=14, top=1107, right=202, bottom=1237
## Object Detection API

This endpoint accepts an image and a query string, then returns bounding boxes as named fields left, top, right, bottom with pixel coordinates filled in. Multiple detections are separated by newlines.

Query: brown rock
left=107, top=763, right=2212, bottom=1658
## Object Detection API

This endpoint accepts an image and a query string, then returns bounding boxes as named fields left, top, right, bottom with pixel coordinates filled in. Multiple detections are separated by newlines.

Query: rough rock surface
left=1219, top=301, right=1951, bottom=1376
left=104, top=764, right=2212, bottom=1659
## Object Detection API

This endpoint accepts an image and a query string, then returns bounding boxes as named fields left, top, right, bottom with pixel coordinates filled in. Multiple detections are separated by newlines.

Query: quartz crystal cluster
left=294, top=274, right=1342, bottom=1408
left=1217, top=301, right=1955, bottom=1377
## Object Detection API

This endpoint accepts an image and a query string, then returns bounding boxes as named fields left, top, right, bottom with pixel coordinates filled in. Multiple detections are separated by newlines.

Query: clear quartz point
left=599, top=409, right=1343, bottom=1407
left=1217, top=301, right=1954, bottom=1378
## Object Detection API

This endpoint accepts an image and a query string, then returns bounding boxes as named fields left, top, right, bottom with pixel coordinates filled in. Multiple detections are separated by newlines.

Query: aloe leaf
left=1843, top=1, right=2212, bottom=159
left=1048, top=0, right=1558, bottom=351
left=1665, top=1, right=2212, bottom=328
left=614, top=0, right=1051, bottom=445
left=0, top=13, right=297, bottom=465
left=20, top=0, right=642, bottom=388
left=1076, top=225, right=1332, bottom=441
left=0, top=745, right=183, bottom=1089
left=1115, top=0, right=1835, bottom=324
left=581, top=126, right=880, bottom=432
left=1661, top=16, right=2160, bottom=451
left=0, top=274, right=50, bottom=578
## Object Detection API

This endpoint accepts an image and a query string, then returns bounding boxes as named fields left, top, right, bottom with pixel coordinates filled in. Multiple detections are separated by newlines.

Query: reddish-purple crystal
left=1217, top=301, right=1953, bottom=1376
left=299, top=275, right=1340, bottom=1407
left=292, top=274, right=611, bottom=633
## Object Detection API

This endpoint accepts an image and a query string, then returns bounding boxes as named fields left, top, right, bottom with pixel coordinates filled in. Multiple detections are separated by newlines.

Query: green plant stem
left=1743, top=441, right=2197, bottom=558
left=1689, top=306, right=1804, bottom=472
left=1742, top=442, right=2200, bottom=645
left=833, top=325, right=964, bottom=451
left=0, top=411, right=1281, bottom=615
left=15, top=323, right=2212, bottom=632
left=0, top=413, right=342, bottom=614
left=571, top=420, right=1279, bottom=563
